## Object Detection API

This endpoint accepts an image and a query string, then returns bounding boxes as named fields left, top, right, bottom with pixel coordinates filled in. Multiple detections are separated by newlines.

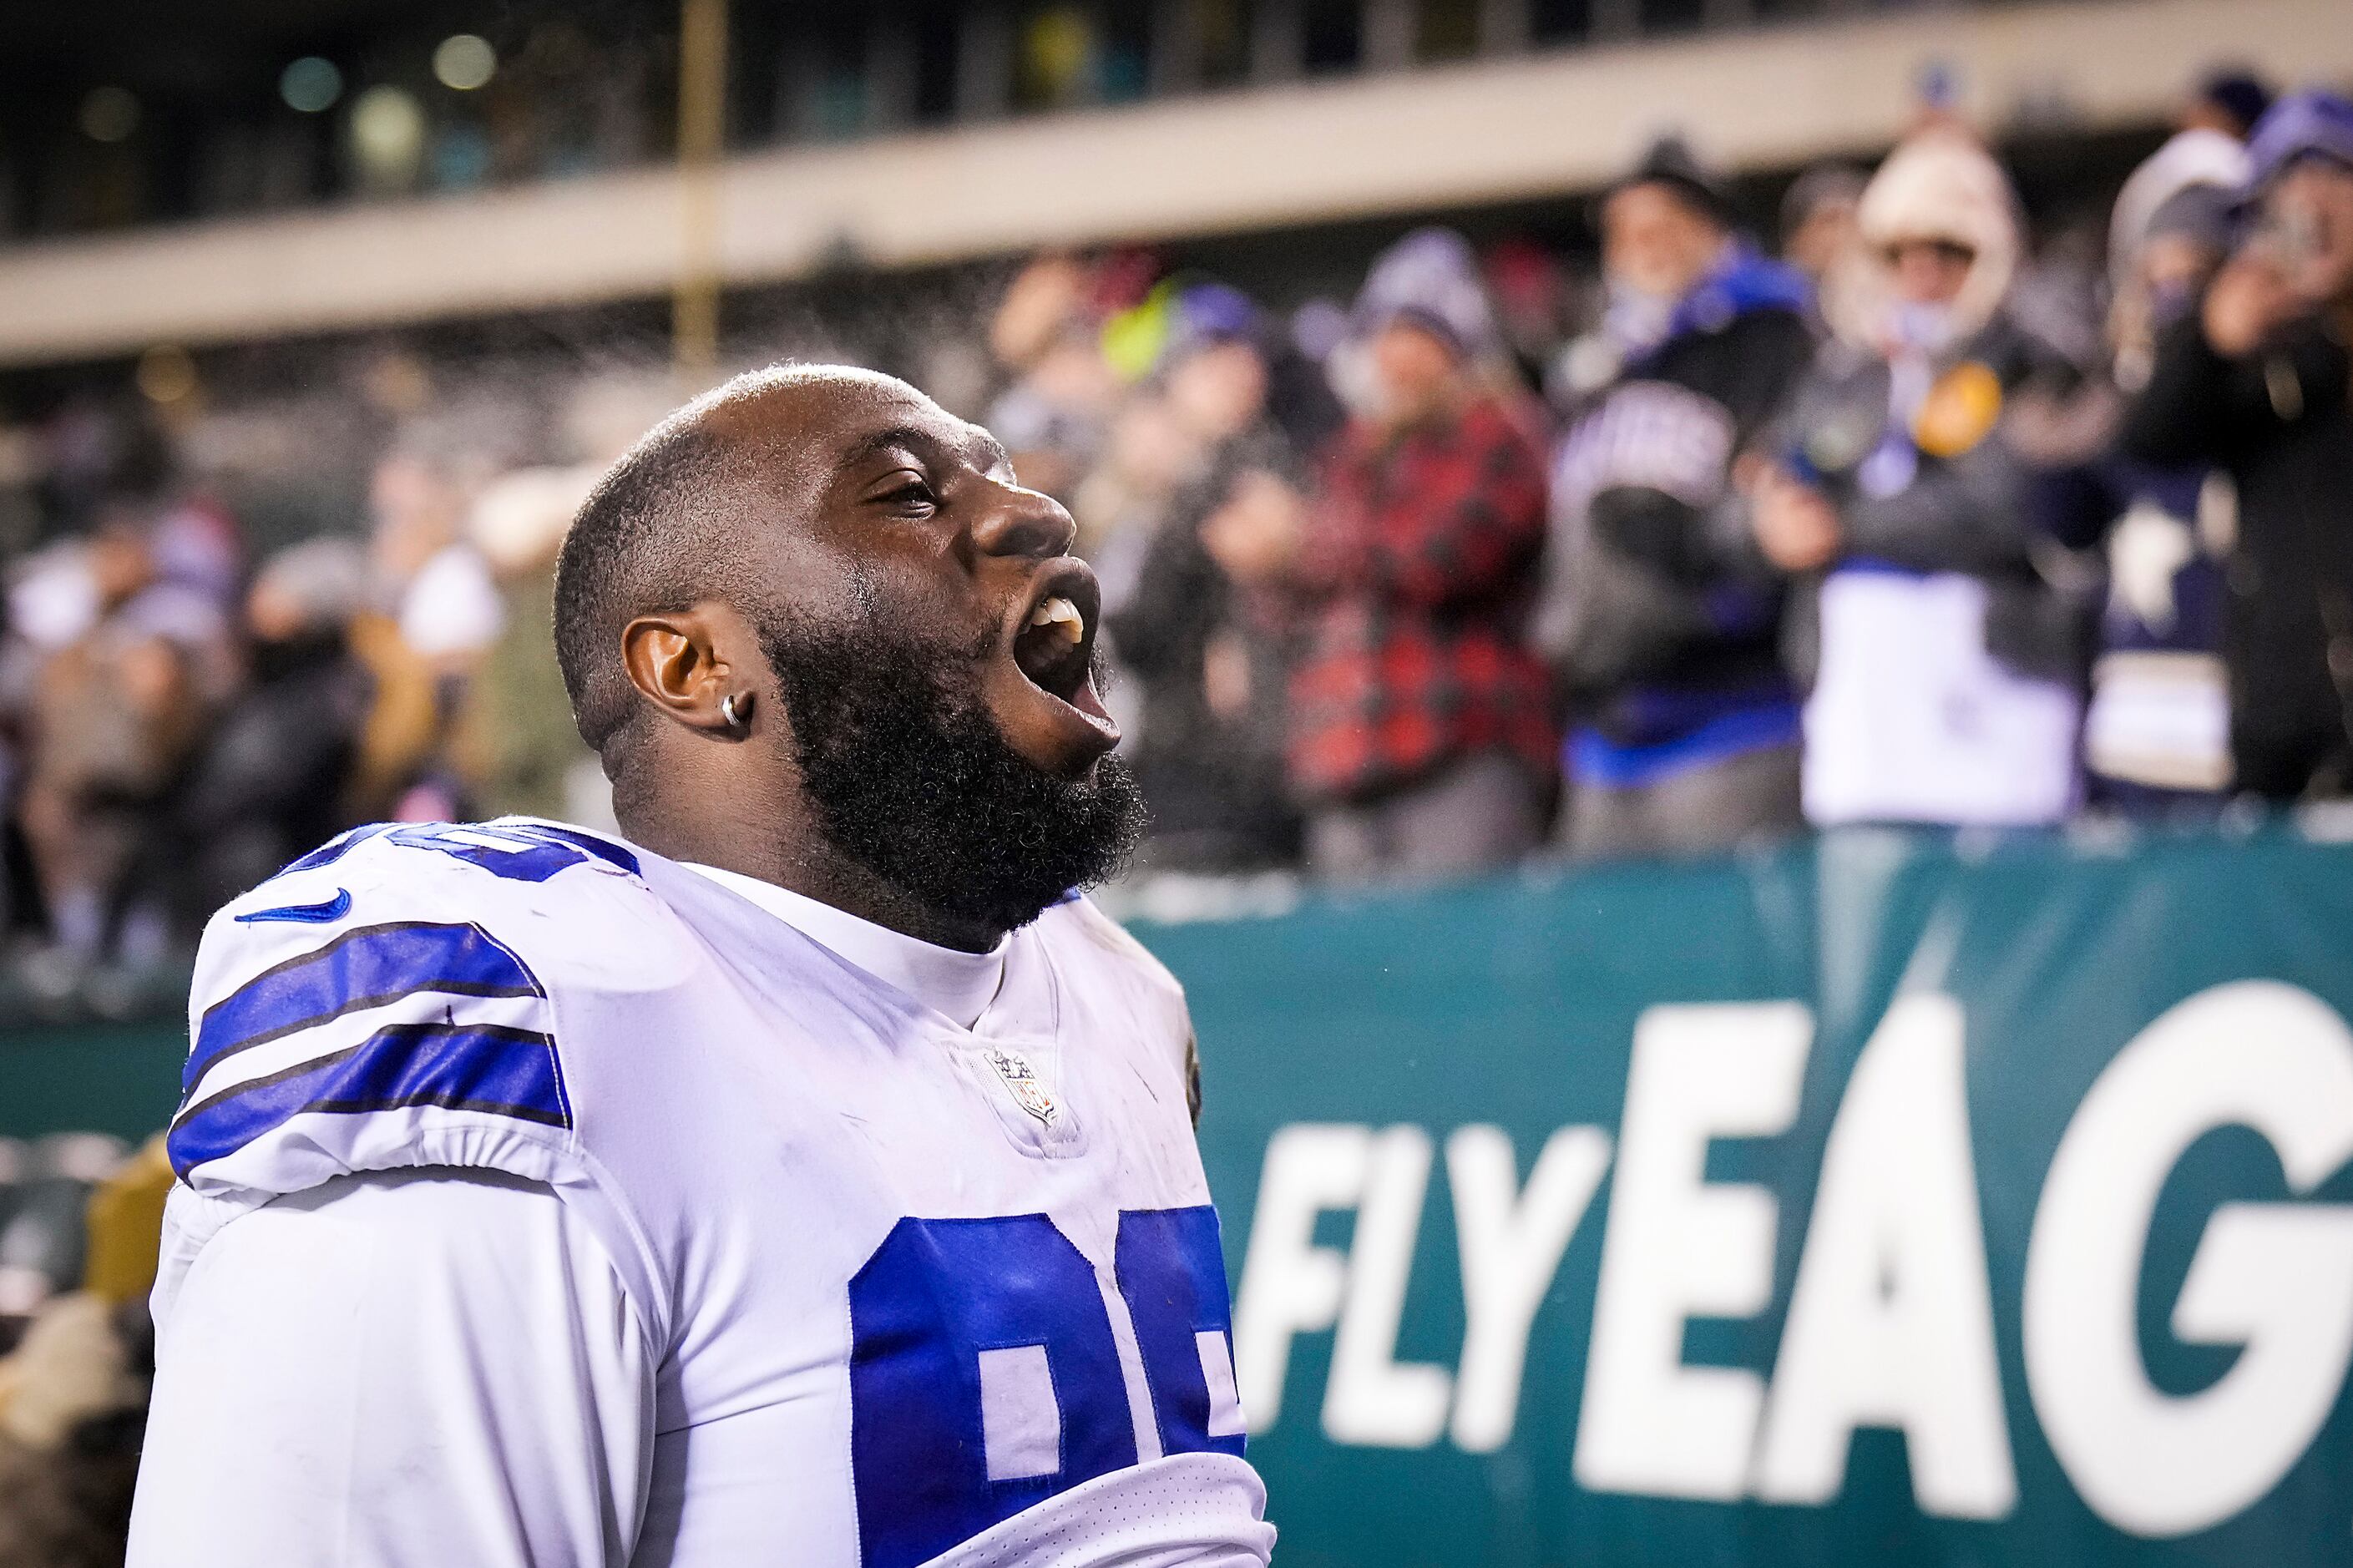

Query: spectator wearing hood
left=2122, top=92, right=2353, bottom=801
left=1101, top=283, right=1318, bottom=872
left=1538, top=137, right=1817, bottom=858
left=1737, top=130, right=2090, bottom=828
left=2037, top=129, right=2248, bottom=811
left=1203, top=230, right=1553, bottom=880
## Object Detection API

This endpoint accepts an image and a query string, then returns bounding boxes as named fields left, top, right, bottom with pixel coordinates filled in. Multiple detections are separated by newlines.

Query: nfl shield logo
left=982, top=1045, right=1058, bottom=1127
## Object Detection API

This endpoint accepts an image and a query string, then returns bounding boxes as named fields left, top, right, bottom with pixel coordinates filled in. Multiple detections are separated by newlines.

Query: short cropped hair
left=554, top=365, right=825, bottom=760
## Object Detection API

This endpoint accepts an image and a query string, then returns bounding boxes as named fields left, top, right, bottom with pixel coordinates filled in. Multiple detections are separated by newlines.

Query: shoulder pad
left=170, top=821, right=647, bottom=1206
left=1040, top=892, right=1182, bottom=994
left=1036, top=893, right=1194, bottom=1077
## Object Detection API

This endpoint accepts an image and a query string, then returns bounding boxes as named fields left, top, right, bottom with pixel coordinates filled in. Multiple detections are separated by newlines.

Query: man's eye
left=879, top=479, right=938, bottom=516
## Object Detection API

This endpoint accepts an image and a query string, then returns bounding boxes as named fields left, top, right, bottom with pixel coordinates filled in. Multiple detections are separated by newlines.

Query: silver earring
left=721, top=692, right=749, bottom=731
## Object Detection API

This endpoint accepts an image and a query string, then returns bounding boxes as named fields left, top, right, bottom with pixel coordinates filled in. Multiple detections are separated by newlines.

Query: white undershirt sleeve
left=128, top=1167, right=655, bottom=1568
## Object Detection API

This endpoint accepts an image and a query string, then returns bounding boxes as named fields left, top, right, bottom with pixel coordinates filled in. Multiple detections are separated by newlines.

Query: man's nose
left=968, top=478, right=1077, bottom=561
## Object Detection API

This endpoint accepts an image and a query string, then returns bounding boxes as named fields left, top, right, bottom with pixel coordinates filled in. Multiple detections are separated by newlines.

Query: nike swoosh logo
left=234, top=888, right=353, bottom=924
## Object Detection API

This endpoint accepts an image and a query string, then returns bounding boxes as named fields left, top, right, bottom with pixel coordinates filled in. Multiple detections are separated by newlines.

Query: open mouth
left=1009, top=564, right=1114, bottom=733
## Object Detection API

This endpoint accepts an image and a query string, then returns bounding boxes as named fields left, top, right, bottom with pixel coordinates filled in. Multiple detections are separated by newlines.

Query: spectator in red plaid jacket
left=1204, top=230, right=1556, bottom=880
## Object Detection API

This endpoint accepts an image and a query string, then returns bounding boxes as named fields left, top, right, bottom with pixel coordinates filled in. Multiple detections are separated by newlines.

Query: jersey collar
left=680, top=863, right=1009, bottom=1030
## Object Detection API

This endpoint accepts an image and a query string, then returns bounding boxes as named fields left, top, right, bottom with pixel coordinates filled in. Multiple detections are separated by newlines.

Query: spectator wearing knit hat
left=2038, top=128, right=2248, bottom=811
left=1539, top=135, right=1817, bottom=858
left=1202, top=229, right=1554, bottom=881
left=1733, top=129, right=2092, bottom=827
left=2122, top=91, right=2353, bottom=800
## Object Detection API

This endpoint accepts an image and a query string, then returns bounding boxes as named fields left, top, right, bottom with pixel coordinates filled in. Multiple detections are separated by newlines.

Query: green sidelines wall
left=1143, top=827, right=2353, bottom=1566
left=0, top=1020, right=184, bottom=1143
left=7, top=826, right=2352, bottom=1564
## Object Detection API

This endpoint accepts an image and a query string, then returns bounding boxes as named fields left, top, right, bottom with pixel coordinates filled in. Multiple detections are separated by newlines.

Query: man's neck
left=683, top=863, right=1008, bottom=1028
left=621, top=801, right=1006, bottom=953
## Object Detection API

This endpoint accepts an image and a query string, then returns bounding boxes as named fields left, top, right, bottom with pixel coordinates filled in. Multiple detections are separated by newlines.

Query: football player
left=127, top=366, right=1273, bottom=1567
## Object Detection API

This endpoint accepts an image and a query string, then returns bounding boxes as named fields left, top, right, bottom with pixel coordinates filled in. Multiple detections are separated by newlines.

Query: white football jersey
left=145, top=818, right=1270, bottom=1567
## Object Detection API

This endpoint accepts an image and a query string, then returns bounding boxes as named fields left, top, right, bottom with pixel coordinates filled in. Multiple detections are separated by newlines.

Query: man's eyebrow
left=834, top=424, right=942, bottom=474
left=834, top=423, right=1008, bottom=478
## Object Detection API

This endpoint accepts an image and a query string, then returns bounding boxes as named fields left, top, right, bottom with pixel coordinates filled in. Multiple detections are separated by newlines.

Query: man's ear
left=620, top=604, right=750, bottom=736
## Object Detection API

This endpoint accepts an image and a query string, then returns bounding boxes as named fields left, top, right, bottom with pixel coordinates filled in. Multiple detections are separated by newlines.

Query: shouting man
left=127, top=367, right=1273, bottom=1567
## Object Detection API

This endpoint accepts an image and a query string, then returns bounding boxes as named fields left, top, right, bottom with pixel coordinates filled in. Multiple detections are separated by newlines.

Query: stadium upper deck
left=0, top=0, right=2345, bottom=365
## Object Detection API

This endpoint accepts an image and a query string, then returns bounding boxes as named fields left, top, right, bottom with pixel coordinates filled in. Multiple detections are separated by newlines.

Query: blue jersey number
left=848, top=1207, right=1241, bottom=1568
left=1114, top=1205, right=1249, bottom=1463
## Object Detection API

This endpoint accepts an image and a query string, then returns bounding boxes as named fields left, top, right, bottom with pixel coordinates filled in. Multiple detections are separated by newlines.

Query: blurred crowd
left=0, top=380, right=654, bottom=1019
left=1056, top=72, right=2353, bottom=878
left=0, top=71, right=2347, bottom=1018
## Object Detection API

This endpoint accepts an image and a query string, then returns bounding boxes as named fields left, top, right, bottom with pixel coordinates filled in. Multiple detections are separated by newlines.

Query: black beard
left=756, top=604, right=1146, bottom=938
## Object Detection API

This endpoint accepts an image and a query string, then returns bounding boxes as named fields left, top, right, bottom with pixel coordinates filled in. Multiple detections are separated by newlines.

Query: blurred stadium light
left=0, top=0, right=2342, bottom=365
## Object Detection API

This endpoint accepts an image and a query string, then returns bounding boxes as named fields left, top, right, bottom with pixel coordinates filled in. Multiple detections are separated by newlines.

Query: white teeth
left=1029, top=595, right=1085, bottom=645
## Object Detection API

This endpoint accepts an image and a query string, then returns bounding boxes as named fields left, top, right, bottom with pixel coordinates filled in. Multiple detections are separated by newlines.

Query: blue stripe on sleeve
left=168, top=1021, right=569, bottom=1178
left=186, top=922, right=544, bottom=1095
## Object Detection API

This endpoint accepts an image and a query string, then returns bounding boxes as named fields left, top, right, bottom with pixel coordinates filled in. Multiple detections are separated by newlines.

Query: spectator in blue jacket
left=1539, top=137, right=1817, bottom=858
